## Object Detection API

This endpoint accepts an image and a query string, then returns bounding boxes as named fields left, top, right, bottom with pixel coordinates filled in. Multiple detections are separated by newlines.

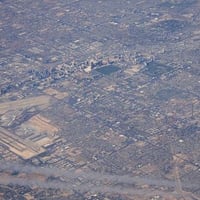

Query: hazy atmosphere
left=0, top=0, right=200, bottom=199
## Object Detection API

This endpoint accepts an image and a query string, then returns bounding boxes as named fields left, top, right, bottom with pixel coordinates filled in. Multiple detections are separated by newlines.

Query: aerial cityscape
left=0, top=0, right=200, bottom=199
